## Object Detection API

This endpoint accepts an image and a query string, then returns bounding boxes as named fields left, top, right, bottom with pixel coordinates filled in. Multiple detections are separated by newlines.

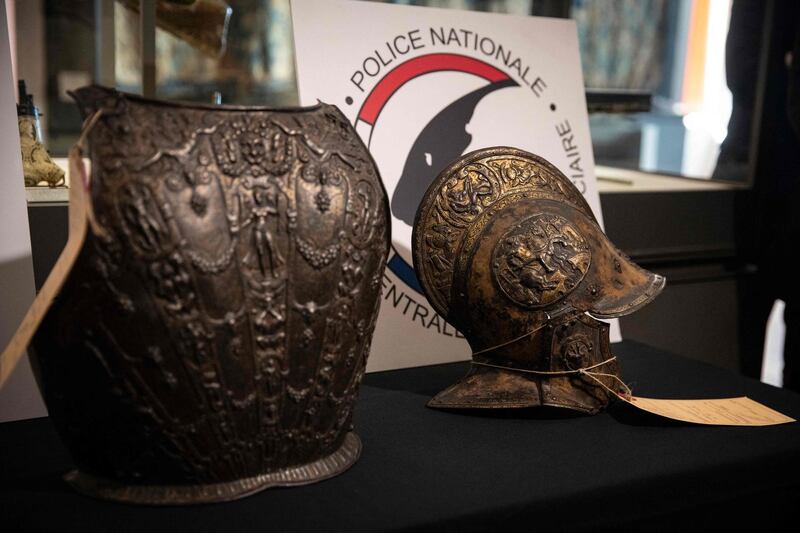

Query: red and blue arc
left=355, top=53, right=513, bottom=148
left=355, top=53, right=515, bottom=295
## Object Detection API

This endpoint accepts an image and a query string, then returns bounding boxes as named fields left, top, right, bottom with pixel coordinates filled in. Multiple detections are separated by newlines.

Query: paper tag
left=618, top=395, right=795, bottom=426
left=0, top=148, right=89, bottom=388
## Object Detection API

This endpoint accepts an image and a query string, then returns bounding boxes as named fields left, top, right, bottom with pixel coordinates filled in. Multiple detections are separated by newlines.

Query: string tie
left=472, top=356, right=632, bottom=400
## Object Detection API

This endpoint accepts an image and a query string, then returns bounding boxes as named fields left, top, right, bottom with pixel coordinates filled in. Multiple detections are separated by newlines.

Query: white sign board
left=292, top=0, right=620, bottom=371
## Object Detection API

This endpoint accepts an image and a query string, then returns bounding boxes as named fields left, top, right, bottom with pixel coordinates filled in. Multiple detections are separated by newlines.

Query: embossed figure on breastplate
left=412, top=147, right=664, bottom=414
left=29, top=86, right=390, bottom=504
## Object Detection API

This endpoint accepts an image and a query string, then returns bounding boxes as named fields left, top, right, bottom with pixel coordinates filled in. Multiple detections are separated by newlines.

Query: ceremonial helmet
left=413, top=147, right=665, bottom=414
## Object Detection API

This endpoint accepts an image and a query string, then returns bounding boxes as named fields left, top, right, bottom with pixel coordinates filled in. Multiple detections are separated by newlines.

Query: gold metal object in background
left=120, top=0, right=233, bottom=58
left=413, top=147, right=665, bottom=414
left=17, top=80, right=65, bottom=188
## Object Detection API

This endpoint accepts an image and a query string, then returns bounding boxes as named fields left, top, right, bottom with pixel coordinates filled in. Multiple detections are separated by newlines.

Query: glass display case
left=13, top=0, right=760, bottom=185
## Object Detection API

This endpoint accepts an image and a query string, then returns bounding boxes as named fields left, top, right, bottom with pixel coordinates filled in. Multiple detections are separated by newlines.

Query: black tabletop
left=2, top=341, right=800, bottom=532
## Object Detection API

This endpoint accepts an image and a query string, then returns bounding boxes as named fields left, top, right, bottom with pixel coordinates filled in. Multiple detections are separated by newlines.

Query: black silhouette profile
left=391, top=78, right=518, bottom=225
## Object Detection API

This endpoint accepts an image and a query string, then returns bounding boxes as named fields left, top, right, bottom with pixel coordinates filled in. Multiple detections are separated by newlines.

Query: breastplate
left=30, top=86, right=390, bottom=504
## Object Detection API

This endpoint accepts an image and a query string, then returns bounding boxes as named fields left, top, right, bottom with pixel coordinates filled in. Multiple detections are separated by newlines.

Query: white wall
left=0, top=0, right=47, bottom=422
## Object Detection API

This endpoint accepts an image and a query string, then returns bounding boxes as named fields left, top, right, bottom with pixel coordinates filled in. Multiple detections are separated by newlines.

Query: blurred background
left=10, top=0, right=743, bottom=182
left=8, top=0, right=795, bottom=391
